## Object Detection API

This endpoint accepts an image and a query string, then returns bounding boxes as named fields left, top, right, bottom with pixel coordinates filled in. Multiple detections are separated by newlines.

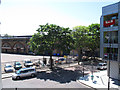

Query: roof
left=1, top=35, right=32, bottom=39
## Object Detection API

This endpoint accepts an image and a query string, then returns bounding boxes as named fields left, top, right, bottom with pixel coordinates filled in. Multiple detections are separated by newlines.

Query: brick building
left=1, top=35, right=32, bottom=54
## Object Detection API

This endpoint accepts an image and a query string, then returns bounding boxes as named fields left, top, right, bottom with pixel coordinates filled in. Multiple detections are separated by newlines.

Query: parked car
left=24, top=59, right=33, bottom=67
left=4, top=64, right=14, bottom=73
left=28, top=52, right=36, bottom=55
left=97, top=63, right=107, bottom=70
left=12, top=67, right=36, bottom=80
left=33, top=60, right=40, bottom=66
left=72, top=57, right=78, bottom=61
left=14, top=62, right=22, bottom=70
left=55, top=58, right=66, bottom=64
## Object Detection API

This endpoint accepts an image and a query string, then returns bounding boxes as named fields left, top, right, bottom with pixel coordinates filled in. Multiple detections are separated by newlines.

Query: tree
left=4, top=34, right=11, bottom=37
left=87, top=23, right=100, bottom=59
left=72, top=26, right=89, bottom=64
left=29, top=23, right=74, bottom=70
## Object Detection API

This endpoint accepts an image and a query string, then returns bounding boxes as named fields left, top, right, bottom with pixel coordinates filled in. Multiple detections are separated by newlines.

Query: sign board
left=104, top=19, right=115, bottom=27
left=64, top=55, right=67, bottom=58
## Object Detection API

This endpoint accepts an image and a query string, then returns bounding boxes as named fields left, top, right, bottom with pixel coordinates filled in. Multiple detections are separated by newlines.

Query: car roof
left=20, top=67, right=35, bottom=71
left=99, top=63, right=106, bottom=64
left=5, top=64, right=12, bottom=66
left=15, top=62, right=21, bottom=63
left=24, top=59, right=30, bottom=61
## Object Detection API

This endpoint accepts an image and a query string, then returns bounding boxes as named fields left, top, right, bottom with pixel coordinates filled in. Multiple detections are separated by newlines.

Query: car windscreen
left=26, top=61, right=32, bottom=63
left=98, top=64, right=103, bottom=66
left=16, top=70, right=20, bottom=74
left=6, top=65, right=12, bottom=68
left=16, top=63, right=21, bottom=65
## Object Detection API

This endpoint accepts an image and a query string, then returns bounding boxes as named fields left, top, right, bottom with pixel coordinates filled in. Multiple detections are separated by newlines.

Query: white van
left=97, top=63, right=107, bottom=70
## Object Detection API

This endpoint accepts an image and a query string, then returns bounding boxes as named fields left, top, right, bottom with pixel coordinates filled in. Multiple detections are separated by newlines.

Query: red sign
left=104, top=19, right=115, bottom=27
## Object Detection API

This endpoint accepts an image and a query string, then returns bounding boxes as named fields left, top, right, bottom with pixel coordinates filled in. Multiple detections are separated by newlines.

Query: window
left=104, top=48, right=118, bottom=60
left=20, top=70, right=28, bottom=73
left=3, top=43, right=10, bottom=47
left=104, top=31, right=118, bottom=44
left=119, top=63, right=120, bottom=74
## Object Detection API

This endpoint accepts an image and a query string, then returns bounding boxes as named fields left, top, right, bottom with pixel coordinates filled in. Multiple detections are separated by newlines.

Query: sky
left=0, top=0, right=119, bottom=36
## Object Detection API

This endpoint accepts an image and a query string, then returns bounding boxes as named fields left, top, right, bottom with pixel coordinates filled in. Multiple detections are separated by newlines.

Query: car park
left=12, top=67, right=36, bottom=80
left=14, top=62, right=22, bottom=70
left=24, top=59, right=33, bottom=67
left=97, top=63, right=107, bottom=70
left=4, top=64, right=14, bottom=73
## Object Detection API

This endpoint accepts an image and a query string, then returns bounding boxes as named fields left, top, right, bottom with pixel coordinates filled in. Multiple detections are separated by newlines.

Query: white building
left=100, top=2, right=120, bottom=80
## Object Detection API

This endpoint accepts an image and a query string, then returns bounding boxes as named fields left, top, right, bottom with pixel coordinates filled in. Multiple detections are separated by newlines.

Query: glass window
left=104, top=48, right=118, bottom=60
left=104, top=31, right=118, bottom=44
left=119, top=63, right=120, bottom=74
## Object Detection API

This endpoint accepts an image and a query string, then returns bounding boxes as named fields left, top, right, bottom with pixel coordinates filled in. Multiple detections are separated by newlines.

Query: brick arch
left=13, top=42, right=25, bottom=48
left=2, top=42, right=12, bottom=53
left=13, top=42, right=26, bottom=54
left=2, top=42, right=12, bottom=48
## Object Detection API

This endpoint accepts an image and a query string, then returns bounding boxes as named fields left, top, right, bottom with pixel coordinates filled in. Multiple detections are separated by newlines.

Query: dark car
left=14, top=62, right=22, bottom=70
left=55, top=58, right=66, bottom=64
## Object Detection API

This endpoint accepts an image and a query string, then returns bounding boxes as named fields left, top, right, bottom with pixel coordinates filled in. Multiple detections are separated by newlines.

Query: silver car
left=97, top=63, right=107, bottom=70
left=12, top=67, right=36, bottom=80
left=24, top=59, right=33, bottom=67
left=4, top=64, right=14, bottom=73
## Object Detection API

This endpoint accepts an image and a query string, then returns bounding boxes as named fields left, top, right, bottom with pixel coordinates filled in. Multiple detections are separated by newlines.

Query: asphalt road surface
left=2, top=67, right=91, bottom=89
left=2, top=78, right=90, bottom=88
left=1, top=53, right=58, bottom=63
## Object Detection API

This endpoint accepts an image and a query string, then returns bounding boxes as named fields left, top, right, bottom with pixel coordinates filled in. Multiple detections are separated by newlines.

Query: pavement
left=79, top=70, right=120, bottom=90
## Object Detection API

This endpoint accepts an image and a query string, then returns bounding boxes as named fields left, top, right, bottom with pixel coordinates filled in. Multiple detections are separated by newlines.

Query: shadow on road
left=36, top=67, right=83, bottom=84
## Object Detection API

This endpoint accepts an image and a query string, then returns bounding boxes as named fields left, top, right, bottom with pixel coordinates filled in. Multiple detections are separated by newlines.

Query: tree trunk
left=78, top=49, right=82, bottom=65
left=50, top=54, right=53, bottom=70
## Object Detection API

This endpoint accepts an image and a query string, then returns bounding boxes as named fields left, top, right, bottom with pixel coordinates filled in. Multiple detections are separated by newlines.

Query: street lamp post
left=82, top=51, right=85, bottom=77
left=105, top=32, right=111, bottom=90
left=90, top=33, right=95, bottom=79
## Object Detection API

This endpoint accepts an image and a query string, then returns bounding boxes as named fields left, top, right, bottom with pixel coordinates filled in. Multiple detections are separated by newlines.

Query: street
left=2, top=78, right=89, bottom=88
left=1, top=53, right=58, bottom=63
left=2, top=67, right=91, bottom=89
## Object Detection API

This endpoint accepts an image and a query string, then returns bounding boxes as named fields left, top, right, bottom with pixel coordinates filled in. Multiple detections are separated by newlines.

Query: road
left=2, top=78, right=89, bottom=88
left=1, top=53, right=58, bottom=63
left=2, top=66, right=91, bottom=89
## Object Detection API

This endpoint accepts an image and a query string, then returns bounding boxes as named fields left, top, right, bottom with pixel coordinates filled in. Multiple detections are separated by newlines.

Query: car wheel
left=16, top=76, right=20, bottom=80
left=4, top=70, right=6, bottom=73
left=31, top=74, right=35, bottom=77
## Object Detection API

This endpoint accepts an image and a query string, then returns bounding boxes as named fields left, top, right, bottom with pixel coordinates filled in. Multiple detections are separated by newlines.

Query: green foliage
left=29, top=23, right=74, bottom=55
left=73, top=26, right=89, bottom=49
left=72, top=24, right=100, bottom=61
left=87, top=23, right=100, bottom=53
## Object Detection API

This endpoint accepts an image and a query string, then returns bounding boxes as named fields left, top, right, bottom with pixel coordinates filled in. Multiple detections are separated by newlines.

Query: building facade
left=0, top=32, right=2, bottom=89
left=1, top=36, right=32, bottom=54
left=100, top=2, right=120, bottom=80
